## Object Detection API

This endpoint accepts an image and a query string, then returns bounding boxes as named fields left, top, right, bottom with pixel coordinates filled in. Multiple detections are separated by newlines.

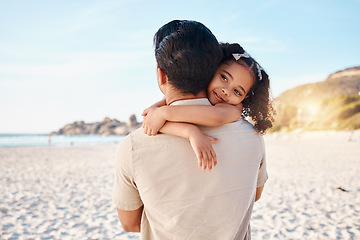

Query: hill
left=272, top=66, right=360, bottom=131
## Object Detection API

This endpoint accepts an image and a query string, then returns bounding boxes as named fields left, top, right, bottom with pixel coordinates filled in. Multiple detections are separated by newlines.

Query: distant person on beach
left=113, top=20, right=271, bottom=239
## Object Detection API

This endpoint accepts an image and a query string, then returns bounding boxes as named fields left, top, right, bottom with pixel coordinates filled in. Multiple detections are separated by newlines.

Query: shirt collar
left=169, top=98, right=212, bottom=106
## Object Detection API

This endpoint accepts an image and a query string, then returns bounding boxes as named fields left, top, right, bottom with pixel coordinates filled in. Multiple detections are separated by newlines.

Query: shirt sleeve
left=257, top=136, right=268, bottom=187
left=112, top=135, right=143, bottom=210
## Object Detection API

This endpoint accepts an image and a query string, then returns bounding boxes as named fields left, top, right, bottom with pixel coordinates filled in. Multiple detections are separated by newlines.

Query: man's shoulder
left=115, top=128, right=148, bottom=161
left=233, top=118, right=257, bottom=129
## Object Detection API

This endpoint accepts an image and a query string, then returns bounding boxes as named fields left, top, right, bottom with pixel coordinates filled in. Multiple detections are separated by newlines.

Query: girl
left=142, top=43, right=274, bottom=171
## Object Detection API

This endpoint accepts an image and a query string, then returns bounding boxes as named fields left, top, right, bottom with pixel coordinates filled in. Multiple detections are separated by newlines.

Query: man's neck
left=165, top=90, right=207, bottom=105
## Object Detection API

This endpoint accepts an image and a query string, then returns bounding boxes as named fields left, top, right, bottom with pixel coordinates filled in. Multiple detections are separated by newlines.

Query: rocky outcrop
left=53, top=115, right=141, bottom=135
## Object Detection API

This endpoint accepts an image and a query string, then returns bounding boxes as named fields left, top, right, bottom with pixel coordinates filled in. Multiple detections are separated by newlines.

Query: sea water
left=0, top=134, right=125, bottom=148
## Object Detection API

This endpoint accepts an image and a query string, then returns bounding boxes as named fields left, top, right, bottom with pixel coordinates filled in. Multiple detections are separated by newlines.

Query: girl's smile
left=207, top=62, right=254, bottom=106
left=213, top=91, right=225, bottom=102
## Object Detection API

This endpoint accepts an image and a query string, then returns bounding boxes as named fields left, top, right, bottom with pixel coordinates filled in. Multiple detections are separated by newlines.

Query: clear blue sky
left=1, top=0, right=359, bottom=133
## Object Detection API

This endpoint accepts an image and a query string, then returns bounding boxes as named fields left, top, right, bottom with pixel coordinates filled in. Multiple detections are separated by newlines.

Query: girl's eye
left=221, top=74, right=228, bottom=82
left=234, top=89, right=242, bottom=96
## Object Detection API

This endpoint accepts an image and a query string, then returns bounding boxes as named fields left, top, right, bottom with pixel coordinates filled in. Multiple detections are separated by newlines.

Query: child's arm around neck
left=142, top=102, right=243, bottom=136
left=161, top=102, right=242, bottom=126
left=141, top=101, right=242, bottom=171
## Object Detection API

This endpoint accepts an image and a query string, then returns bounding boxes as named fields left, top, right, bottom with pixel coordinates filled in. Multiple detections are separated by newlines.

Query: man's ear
left=157, top=68, right=168, bottom=86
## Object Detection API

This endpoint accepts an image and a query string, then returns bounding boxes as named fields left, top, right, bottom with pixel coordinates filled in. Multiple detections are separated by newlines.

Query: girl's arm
left=158, top=121, right=219, bottom=171
left=164, top=103, right=243, bottom=126
left=142, top=103, right=218, bottom=171
left=141, top=101, right=241, bottom=171
left=142, top=103, right=242, bottom=136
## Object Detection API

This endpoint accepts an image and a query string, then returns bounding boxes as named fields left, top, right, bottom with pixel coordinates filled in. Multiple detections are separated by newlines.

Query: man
left=113, top=20, right=267, bottom=239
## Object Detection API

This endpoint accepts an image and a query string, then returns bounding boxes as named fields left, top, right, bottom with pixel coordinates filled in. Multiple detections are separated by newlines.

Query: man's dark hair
left=154, top=20, right=223, bottom=95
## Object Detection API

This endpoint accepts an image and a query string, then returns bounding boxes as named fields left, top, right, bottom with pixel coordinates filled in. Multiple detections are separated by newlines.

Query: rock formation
left=53, top=114, right=141, bottom=135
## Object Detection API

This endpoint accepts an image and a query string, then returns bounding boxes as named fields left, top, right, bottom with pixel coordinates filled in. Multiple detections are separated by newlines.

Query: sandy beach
left=1, top=131, right=359, bottom=239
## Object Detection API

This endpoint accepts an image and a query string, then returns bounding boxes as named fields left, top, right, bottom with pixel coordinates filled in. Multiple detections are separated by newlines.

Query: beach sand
left=252, top=130, right=360, bottom=239
left=0, top=144, right=139, bottom=240
left=1, top=131, right=359, bottom=239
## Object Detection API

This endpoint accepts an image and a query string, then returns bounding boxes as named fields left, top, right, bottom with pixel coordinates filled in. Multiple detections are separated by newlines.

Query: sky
left=1, top=0, right=359, bottom=133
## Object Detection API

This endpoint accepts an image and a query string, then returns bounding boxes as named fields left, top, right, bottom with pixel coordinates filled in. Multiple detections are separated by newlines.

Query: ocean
left=0, top=134, right=125, bottom=148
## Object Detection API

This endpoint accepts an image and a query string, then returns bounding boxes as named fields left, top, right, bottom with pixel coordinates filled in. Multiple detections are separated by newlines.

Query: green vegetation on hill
left=272, top=67, right=360, bottom=132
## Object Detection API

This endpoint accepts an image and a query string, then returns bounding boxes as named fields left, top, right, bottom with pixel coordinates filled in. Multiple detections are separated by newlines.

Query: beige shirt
left=113, top=98, right=267, bottom=240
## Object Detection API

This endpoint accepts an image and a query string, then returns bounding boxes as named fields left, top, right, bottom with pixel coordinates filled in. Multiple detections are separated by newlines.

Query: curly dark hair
left=220, top=43, right=275, bottom=134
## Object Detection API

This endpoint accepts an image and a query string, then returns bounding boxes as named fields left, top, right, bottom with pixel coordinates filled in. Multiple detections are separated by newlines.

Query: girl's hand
left=189, top=130, right=219, bottom=171
left=142, top=107, right=167, bottom=136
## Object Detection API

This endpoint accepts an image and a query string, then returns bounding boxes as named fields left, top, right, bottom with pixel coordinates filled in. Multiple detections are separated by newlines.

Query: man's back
left=113, top=110, right=264, bottom=239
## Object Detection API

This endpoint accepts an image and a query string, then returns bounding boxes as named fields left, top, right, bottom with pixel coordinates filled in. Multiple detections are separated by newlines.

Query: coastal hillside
left=273, top=66, right=360, bottom=131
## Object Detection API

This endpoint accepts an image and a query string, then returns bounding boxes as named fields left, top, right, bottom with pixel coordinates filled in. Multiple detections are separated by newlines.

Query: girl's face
left=207, top=62, right=254, bottom=105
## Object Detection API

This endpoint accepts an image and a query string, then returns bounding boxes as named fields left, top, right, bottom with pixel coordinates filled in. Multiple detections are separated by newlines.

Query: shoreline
left=0, top=142, right=119, bottom=149
left=0, top=134, right=125, bottom=148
